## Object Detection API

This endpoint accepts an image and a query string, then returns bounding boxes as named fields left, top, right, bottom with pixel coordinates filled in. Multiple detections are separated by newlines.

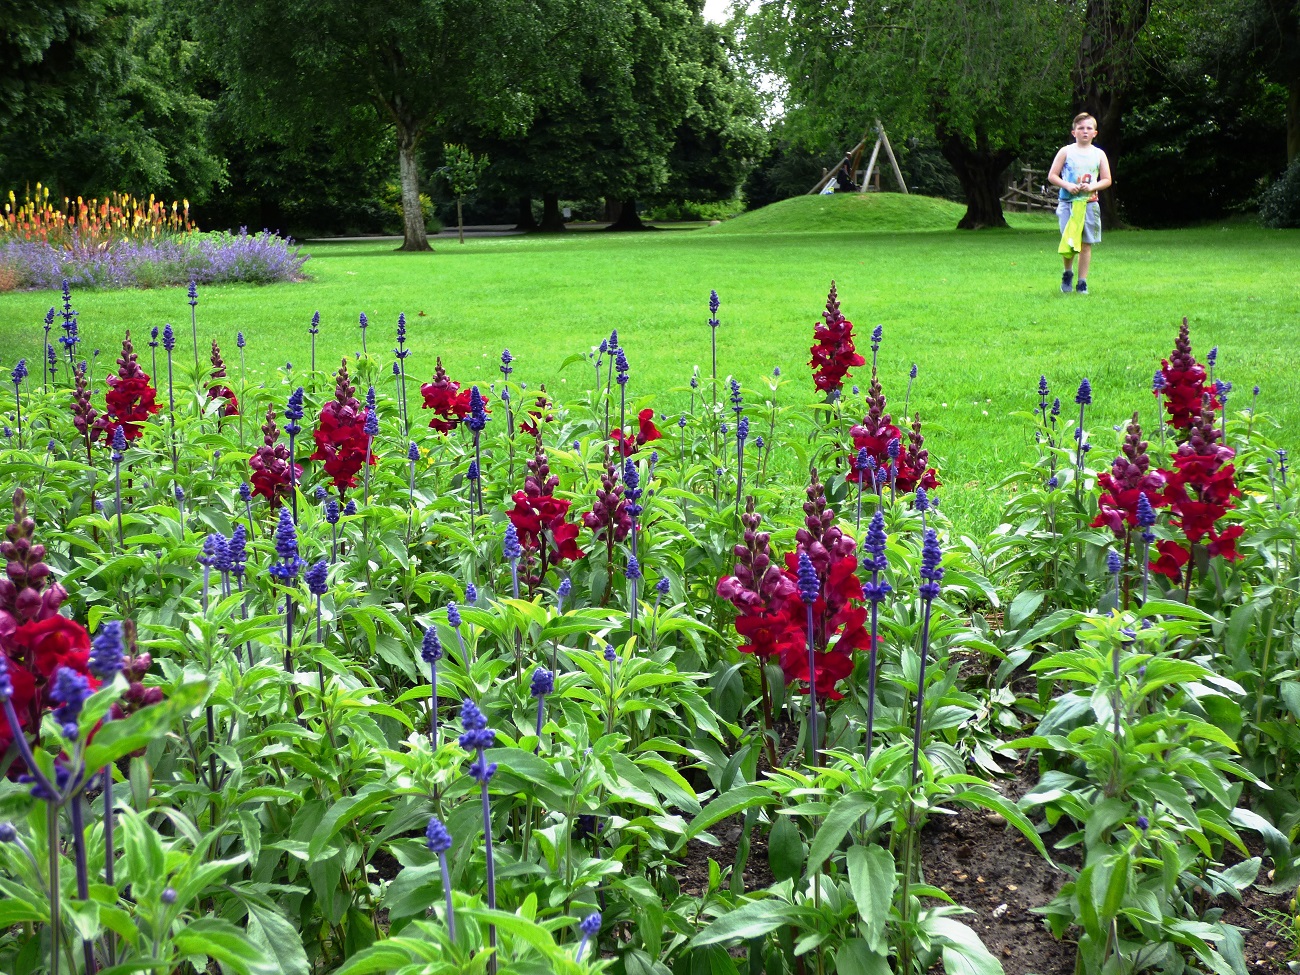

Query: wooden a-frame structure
left=809, top=120, right=909, bottom=195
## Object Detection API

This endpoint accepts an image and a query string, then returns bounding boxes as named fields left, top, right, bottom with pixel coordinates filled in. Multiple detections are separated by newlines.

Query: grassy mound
left=710, top=192, right=969, bottom=235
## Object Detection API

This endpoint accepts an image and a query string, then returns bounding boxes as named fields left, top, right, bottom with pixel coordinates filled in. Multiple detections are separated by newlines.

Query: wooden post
left=877, top=121, right=908, bottom=194
left=859, top=136, right=883, bottom=193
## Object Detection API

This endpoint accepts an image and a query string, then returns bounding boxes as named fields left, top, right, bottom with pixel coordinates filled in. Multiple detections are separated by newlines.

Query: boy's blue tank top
left=1058, top=144, right=1102, bottom=201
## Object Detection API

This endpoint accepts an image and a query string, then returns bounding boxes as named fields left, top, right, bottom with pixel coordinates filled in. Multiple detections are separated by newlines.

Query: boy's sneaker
left=1060, top=270, right=1073, bottom=293
left=1075, top=280, right=1088, bottom=294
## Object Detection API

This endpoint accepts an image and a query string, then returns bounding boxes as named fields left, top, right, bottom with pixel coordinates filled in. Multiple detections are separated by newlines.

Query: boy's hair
left=1072, top=112, right=1097, bottom=128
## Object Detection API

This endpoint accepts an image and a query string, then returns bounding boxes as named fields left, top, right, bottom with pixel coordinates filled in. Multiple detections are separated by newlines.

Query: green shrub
left=1259, top=158, right=1300, bottom=228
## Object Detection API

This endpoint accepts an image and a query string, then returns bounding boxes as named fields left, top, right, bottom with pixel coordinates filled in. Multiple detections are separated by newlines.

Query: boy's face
left=1072, top=118, right=1097, bottom=144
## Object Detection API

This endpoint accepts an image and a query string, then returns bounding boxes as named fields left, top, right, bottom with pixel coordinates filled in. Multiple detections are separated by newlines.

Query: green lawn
left=2, top=195, right=1297, bottom=533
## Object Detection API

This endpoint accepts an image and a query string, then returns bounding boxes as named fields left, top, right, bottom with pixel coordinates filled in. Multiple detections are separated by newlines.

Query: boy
left=1048, top=113, right=1113, bottom=294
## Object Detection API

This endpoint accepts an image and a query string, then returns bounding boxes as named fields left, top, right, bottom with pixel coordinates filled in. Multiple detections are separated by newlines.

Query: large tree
left=1072, top=0, right=1155, bottom=225
left=471, top=0, right=751, bottom=232
left=0, top=0, right=222, bottom=200
left=746, top=0, right=1077, bottom=229
left=197, top=0, right=571, bottom=250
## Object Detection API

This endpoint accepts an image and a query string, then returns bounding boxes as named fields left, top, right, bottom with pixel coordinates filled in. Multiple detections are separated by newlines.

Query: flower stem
left=805, top=602, right=818, bottom=768
left=438, top=850, right=455, bottom=940
left=70, top=796, right=95, bottom=975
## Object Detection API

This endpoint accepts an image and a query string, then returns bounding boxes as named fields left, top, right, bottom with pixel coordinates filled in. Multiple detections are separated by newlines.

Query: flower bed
left=0, top=282, right=1295, bottom=975
left=0, top=228, right=309, bottom=291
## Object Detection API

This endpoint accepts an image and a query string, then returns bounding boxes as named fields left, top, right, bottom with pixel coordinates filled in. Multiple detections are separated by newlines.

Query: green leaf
left=767, top=816, right=805, bottom=883
left=244, top=900, right=311, bottom=975
left=1007, top=590, right=1045, bottom=629
left=846, top=845, right=895, bottom=954
left=925, top=916, right=1004, bottom=975
left=680, top=785, right=777, bottom=845
left=806, top=792, right=872, bottom=875
left=835, top=939, right=892, bottom=975
left=689, top=899, right=801, bottom=947
left=1099, top=852, right=1129, bottom=919
left=308, top=784, right=393, bottom=859
left=172, top=918, right=277, bottom=975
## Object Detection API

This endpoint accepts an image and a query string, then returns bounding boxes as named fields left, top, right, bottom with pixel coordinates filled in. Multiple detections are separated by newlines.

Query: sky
left=704, top=0, right=734, bottom=23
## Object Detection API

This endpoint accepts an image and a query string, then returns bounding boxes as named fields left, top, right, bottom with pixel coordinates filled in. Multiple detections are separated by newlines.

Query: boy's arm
left=1090, top=151, right=1113, bottom=192
left=1046, top=148, right=1075, bottom=194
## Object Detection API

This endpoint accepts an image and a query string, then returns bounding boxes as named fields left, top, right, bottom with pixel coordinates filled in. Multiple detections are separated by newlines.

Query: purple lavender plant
left=270, top=508, right=305, bottom=671
left=504, top=524, right=522, bottom=599
left=10, top=359, right=27, bottom=449
left=386, top=315, right=406, bottom=432
left=407, top=441, right=419, bottom=505
left=111, top=425, right=127, bottom=544
left=1074, top=378, right=1092, bottom=494
left=358, top=312, right=369, bottom=356
left=285, top=387, right=305, bottom=521
left=459, top=700, right=498, bottom=964
left=42, top=308, right=55, bottom=390
left=709, top=290, right=720, bottom=413
left=887, top=437, right=901, bottom=504
left=862, top=511, right=891, bottom=760
left=187, top=280, right=199, bottom=371
left=1137, top=492, right=1156, bottom=604
left=797, top=548, right=820, bottom=767
left=530, top=667, right=554, bottom=753
left=425, top=818, right=456, bottom=939
left=163, top=322, right=178, bottom=470
left=308, top=311, right=321, bottom=372
left=239, top=481, right=254, bottom=534
left=421, top=626, right=444, bottom=747
left=325, top=497, right=340, bottom=562
left=576, top=912, right=601, bottom=962
left=903, top=363, right=918, bottom=418
left=467, top=386, right=488, bottom=515
left=735, top=415, right=749, bottom=513
left=855, top=447, right=870, bottom=532
left=911, top=529, right=945, bottom=788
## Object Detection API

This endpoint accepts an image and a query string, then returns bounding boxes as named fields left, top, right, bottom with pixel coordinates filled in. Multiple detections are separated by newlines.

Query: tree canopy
left=195, top=0, right=574, bottom=249
left=745, top=0, right=1076, bottom=228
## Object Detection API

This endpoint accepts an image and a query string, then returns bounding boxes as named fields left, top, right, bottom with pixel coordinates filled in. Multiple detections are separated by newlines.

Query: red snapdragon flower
left=420, top=357, right=474, bottom=434
left=1159, top=317, right=1219, bottom=435
left=1150, top=405, right=1243, bottom=580
left=207, top=339, right=239, bottom=417
left=519, top=384, right=555, bottom=438
left=310, top=358, right=374, bottom=492
left=809, top=282, right=865, bottom=395
left=846, top=370, right=940, bottom=493
left=0, top=490, right=98, bottom=769
left=248, top=407, right=301, bottom=508
left=716, top=498, right=801, bottom=657
left=1092, top=412, right=1168, bottom=538
left=95, top=331, right=159, bottom=443
left=583, top=455, right=633, bottom=545
left=507, top=436, right=584, bottom=589
left=70, top=361, right=99, bottom=463
left=894, top=413, right=941, bottom=493
left=610, top=408, right=662, bottom=458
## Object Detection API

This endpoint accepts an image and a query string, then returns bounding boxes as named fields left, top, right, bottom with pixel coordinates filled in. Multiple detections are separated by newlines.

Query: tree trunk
left=936, top=126, right=1015, bottom=230
left=1289, top=76, right=1300, bottom=164
left=397, top=131, right=431, bottom=252
left=606, top=198, right=649, bottom=231
left=1074, top=0, right=1154, bottom=227
left=515, top=196, right=539, bottom=232
left=457, top=199, right=464, bottom=243
left=539, top=192, right=567, bottom=232
left=604, top=197, right=622, bottom=222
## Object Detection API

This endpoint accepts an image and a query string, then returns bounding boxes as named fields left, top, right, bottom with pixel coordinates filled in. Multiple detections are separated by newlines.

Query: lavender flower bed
left=0, top=228, right=308, bottom=290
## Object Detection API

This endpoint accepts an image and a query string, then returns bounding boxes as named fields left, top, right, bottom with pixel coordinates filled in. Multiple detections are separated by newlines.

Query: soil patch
left=920, top=762, right=1079, bottom=975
